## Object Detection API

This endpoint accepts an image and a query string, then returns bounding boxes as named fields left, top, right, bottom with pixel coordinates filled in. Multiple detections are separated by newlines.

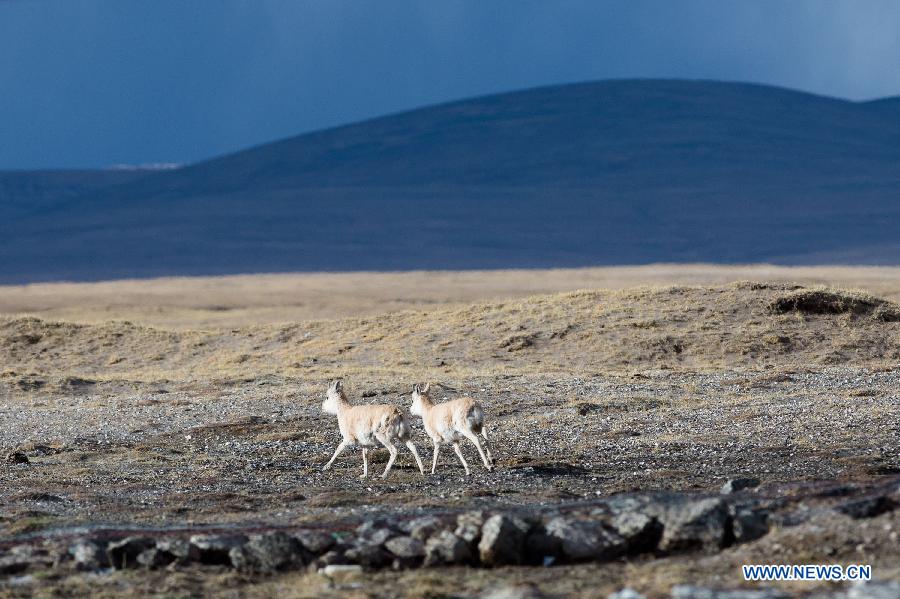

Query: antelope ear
left=414, top=384, right=421, bottom=394
left=332, top=380, right=343, bottom=391
left=422, top=382, right=431, bottom=393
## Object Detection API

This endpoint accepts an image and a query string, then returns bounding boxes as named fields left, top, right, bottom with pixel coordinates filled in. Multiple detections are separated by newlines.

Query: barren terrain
left=1, top=266, right=898, bottom=598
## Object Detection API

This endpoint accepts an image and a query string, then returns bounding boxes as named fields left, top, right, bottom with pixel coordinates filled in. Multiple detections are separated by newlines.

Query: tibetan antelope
left=410, top=383, right=494, bottom=475
left=321, top=380, right=425, bottom=479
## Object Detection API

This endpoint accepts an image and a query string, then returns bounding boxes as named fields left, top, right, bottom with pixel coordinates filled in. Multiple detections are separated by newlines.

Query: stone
left=523, top=525, right=562, bottom=565
left=231, top=532, right=304, bottom=572
left=731, top=508, right=770, bottom=544
left=295, top=530, right=335, bottom=555
left=189, top=534, right=248, bottom=565
left=384, top=536, right=425, bottom=559
left=155, top=538, right=200, bottom=564
left=455, top=511, right=486, bottom=544
left=609, top=511, right=663, bottom=553
left=545, top=517, right=626, bottom=562
left=720, top=478, right=761, bottom=494
left=671, top=585, right=790, bottom=599
left=136, top=548, right=172, bottom=569
left=478, top=514, right=531, bottom=566
left=107, top=537, right=156, bottom=570
left=650, top=496, right=730, bottom=553
left=312, top=549, right=351, bottom=569
left=481, top=584, right=548, bottom=599
left=608, top=589, right=647, bottom=599
left=319, top=564, right=363, bottom=578
left=844, top=581, right=900, bottom=599
left=835, top=496, right=895, bottom=519
left=404, top=516, right=445, bottom=541
left=0, top=555, right=31, bottom=576
left=424, top=530, right=472, bottom=566
left=345, top=541, right=392, bottom=569
left=69, top=540, right=110, bottom=571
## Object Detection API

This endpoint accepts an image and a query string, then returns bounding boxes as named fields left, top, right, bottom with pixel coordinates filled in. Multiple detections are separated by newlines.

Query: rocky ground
left=1, top=281, right=899, bottom=597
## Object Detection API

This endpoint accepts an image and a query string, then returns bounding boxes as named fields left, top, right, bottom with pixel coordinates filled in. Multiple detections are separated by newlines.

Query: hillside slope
left=2, top=284, right=898, bottom=386
left=4, top=80, right=900, bottom=281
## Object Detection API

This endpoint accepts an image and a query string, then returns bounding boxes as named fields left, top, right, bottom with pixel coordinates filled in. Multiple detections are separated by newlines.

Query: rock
left=609, top=511, right=662, bottom=553
left=357, top=518, right=400, bottom=538
left=231, top=532, right=304, bottom=572
left=5, top=451, right=29, bottom=464
left=481, top=584, right=548, bottom=599
left=136, top=548, right=172, bottom=569
left=295, top=530, right=335, bottom=555
left=608, top=589, right=647, bottom=599
left=69, top=540, right=110, bottom=570
left=843, top=581, right=900, bottom=599
left=404, top=516, right=445, bottom=541
left=835, top=496, right=895, bottom=519
left=189, top=534, right=248, bottom=565
left=455, top=511, right=486, bottom=544
left=0, top=554, right=31, bottom=576
left=345, top=541, right=392, bottom=569
left=545, top=516, right=625, bottom=562
left=478, top=514, right=531, bottom=566
left=312, top=549, right=351, bottom=569
left=107, top=537, right=156, bottom=570
left=155, top=538, right=200, bottom=564
left=319, top=563, right=363, bottom=578
left=384, top=535, right=425, bottom=569
left=649, top=496, right=730, bottom=553
left=671, top=586, right=789, bottom=599
left=523, top=524, right=561, bottom=565
left=424, top=530, right=472, bottom=566
left=730, top=507, right=770, bottom=544
left=384, top=536, right=425, bottom=559
left=721, top=478, right=761, bottom=494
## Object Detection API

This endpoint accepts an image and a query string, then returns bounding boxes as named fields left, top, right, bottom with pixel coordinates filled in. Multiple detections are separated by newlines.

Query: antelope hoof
left=359, top=473, right=368, bottom=479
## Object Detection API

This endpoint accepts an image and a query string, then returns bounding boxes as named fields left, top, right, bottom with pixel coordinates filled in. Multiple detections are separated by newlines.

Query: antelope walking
left=321, top=380, right=425, bottom=478
left=410, top=383, right=494, bottom=475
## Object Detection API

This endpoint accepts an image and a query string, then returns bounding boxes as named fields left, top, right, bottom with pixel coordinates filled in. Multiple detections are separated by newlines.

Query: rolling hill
left=3, top=79, right=900, bottom=283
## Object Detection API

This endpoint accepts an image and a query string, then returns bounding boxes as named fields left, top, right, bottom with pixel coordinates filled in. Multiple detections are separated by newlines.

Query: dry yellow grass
left=3, top=264, right=900, bottom=329
left=2, top=281, right=898, bottom=385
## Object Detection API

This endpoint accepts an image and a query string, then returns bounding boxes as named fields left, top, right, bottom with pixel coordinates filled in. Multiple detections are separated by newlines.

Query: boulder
left=835, top=496, right=895, bottom=519
left=730, top=508, right=769, bottom=544
left=478, top=514, right=531, bottom=566
left=384, top=536, right=425, bottom=559
left=609, top=511, right=662, bottom=553
left=155, top=538, right=200, bottom=565
left=545, top=517, right=625, bottom=562
left=649, top=496, right=730, bottom=553
left=295, top=530, right=335, bottom=555
left=424, top=530, right=472, bottom=566
left=608, top=590, right=648, bottom=599
left=404, top=516, right=445, bottom=541
left=69, top=540, right=110, bottom=571
left=671, top=585, right=790, bottom=599
left=107, top=537, right=156, bottom=570
left=481, top=584, right=548, bottom=599
left=230, top=532, right=304, bottom=572
left=344, top=541, right=392, bottom=569
left=189, top=534, right=248, bottom=565
left=455, top=511, right=486, bottom=544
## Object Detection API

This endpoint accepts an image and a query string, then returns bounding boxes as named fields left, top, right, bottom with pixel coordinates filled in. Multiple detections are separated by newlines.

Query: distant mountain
left=3, top=79, right=900, bottom=283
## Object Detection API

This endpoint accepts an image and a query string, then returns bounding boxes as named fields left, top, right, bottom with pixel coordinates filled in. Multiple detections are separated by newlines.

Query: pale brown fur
left=410, top=383, right=494, bottom=475
left=322, top=380, right=425, bottom=478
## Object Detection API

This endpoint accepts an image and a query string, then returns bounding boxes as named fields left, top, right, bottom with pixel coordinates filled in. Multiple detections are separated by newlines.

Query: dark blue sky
left=2, top=0, right=899, bottom=170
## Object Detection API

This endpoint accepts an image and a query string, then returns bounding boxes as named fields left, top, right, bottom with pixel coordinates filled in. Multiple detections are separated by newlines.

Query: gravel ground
left=2, top=367, right=897, bottom=539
